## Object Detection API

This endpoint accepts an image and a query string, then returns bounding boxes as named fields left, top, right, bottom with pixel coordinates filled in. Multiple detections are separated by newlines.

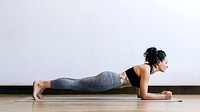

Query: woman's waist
left=119, top=72, right=132, bottom=88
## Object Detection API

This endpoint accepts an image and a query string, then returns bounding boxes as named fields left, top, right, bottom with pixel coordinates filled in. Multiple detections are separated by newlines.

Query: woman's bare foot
left=33, top=80, right=44, bottom=100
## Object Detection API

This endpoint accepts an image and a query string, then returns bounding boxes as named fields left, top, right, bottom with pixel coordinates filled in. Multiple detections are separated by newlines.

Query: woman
left=33, top=47, right=172, bottom=100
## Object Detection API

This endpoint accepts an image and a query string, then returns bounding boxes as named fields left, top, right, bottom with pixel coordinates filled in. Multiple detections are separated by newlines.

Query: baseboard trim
left=0, top=86, right=199, bottom=94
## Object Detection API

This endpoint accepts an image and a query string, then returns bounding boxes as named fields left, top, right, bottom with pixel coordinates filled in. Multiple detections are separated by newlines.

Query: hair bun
left=144, top=47, right=157, bottom=57
left=144, top=47, right=158, bottom=66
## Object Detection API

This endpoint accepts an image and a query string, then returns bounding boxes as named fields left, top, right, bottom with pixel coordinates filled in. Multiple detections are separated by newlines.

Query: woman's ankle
left=40, top=80, right=51, bottom=88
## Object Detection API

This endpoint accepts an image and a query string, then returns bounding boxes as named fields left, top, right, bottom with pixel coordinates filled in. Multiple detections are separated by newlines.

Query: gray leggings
left=51, top=71, right=120, bottom=93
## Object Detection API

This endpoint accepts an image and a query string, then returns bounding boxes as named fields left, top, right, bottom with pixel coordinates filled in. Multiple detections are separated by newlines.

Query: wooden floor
left=0, top=94, right=200, bottom=112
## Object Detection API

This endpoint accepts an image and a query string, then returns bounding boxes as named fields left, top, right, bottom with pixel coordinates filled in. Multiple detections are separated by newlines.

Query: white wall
left=0, top=0, right=200, bottom=85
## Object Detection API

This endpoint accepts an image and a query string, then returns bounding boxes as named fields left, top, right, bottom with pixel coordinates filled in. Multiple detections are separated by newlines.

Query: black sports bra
left=125, top=67, right=140, bottom=88
left=125, top=65, right=152, bottom=88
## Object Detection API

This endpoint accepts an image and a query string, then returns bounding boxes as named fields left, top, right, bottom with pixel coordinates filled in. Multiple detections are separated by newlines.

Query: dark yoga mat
left=16, top=97, right=182, bottom=102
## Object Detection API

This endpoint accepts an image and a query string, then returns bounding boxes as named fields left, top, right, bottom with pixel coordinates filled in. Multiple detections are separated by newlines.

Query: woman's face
left=158, top=58, right=168, bottom=72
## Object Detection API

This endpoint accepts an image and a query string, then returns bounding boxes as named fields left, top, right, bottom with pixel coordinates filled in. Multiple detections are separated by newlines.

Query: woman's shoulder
left=134, top=64, right=151, bottom=74
left=134, top=63, right=150, bottom=69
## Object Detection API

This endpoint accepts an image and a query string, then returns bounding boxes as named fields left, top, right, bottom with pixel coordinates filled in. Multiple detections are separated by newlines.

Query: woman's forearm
left=141, top=93, right=166, bottom=100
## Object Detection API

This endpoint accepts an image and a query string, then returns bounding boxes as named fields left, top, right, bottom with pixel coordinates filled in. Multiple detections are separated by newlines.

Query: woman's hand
left=161, top=91, right=172, bottom=100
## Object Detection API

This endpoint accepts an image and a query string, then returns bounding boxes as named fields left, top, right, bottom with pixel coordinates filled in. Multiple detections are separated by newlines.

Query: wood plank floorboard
left=0, top=94, right=199, bottom=112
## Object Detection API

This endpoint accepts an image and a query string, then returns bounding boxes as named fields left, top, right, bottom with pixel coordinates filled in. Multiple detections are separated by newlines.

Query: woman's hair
left=144, top=47, right=167, bottom=67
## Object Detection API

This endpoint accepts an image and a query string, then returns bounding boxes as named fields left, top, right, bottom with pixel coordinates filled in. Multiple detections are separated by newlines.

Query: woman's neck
left=151, top=65, right=159, bottom=74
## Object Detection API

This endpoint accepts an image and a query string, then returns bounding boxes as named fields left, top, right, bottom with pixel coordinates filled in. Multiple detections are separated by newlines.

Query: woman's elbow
left=141, top=97, right=148, bottom=100
left=140, top=94, right=149, bottom=100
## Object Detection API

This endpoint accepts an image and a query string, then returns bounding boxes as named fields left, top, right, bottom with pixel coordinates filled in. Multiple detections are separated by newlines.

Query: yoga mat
left=16, top=97, right=182, bottom=102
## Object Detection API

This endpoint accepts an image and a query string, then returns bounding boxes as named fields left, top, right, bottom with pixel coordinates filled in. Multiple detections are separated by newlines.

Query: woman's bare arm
left=136, top=87, right=141, bottom=98
left=139, top=69, right=171, bottom=100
